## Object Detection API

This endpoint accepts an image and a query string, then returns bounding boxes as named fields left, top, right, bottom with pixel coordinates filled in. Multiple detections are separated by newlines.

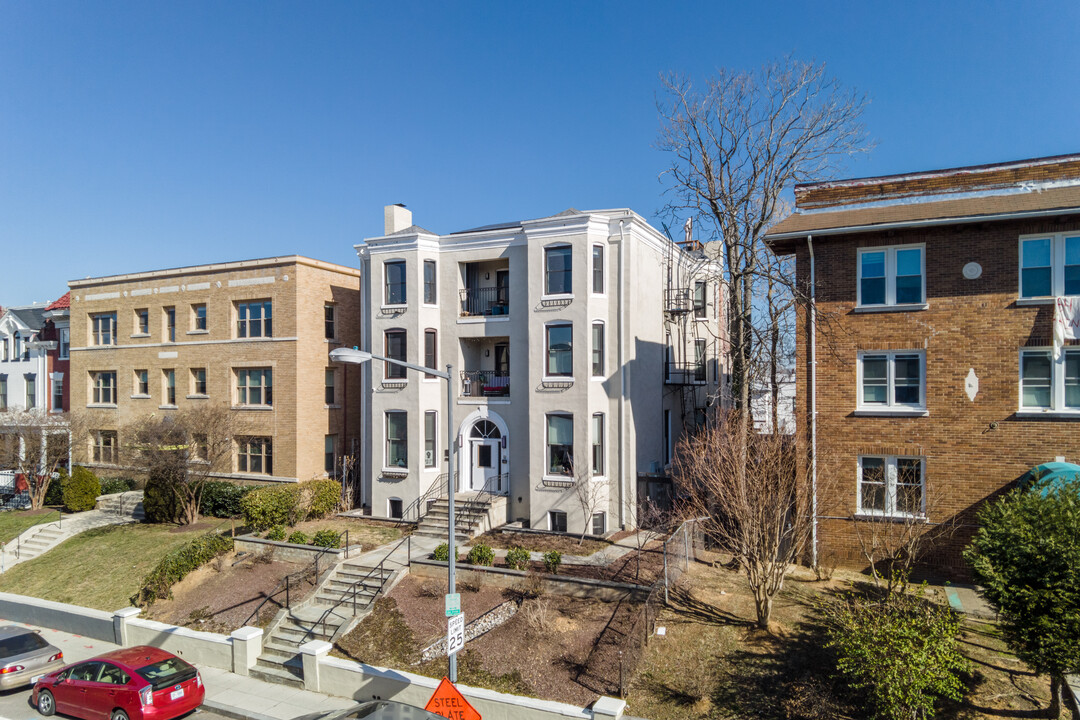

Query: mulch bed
left=447, top=540, right=668, bottom=586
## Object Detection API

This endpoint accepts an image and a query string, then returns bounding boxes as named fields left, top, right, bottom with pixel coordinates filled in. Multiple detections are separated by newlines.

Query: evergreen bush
left=433, top=543, right=451, bottom=562
left=311, top=529, right=340, bottom=548
left=200, top=481, right=253, bottom=518
left=99, top=477, right=136, bottom=495
left=542, top=550, right=562, bottom=574
left=239, top=479, right=341, bottom=529
left=505, top=546, right=530, bottom=571
left=287, top=531, right=309, bottom=545
left=265, top=525, right=287, bottom=542
left=142, top=473, right=180, bottom=523
left=131, top=532, right=234, bottom=606
left=62, top=466, right=101, bottom=512
left=467, top=543, right=495, bottom=566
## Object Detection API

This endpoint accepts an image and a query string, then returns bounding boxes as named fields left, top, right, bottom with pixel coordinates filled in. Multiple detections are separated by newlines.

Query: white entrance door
left=470, top=439, right=501, bottom=492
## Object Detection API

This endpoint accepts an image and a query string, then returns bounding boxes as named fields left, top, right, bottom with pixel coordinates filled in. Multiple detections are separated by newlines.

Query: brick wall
left=796, top=213, right=1080, bottom=575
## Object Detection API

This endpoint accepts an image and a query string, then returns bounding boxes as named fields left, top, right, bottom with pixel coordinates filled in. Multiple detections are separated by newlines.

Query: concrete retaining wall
left=127, top=619, right=233, bottom=669
left=411, top=559, right=650, bottom=602
left=0, top=592, right=115, bottom=642
left=234, top=534, right=353, bottom=564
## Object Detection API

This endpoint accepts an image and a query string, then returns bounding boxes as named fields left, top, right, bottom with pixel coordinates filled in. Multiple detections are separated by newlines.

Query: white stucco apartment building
left=354, top=205, right=724, bottom=535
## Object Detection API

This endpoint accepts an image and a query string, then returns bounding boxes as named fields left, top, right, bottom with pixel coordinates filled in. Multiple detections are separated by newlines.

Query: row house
left=766, top=152, right=1080, bottom=572
left=68, top=257, right=362, bottom=483
left=355, top=205, right=724, bottom=534
left=0, top=295, right=70, bottom=414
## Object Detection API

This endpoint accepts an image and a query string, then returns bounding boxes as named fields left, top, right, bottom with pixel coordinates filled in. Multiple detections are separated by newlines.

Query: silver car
left=0, top=626, right=64, bottom=690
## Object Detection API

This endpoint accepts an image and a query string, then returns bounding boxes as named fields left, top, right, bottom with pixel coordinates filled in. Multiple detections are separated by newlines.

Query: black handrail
left=299, top=533, right=412, bottom=644
left=397, top=474, right=446, bottom=527
left=459, top=287, right=509, bottom=317
left=241, top=543, right=336, bottom=628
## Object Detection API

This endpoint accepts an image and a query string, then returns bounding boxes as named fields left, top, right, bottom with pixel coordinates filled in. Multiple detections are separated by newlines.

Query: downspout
left=808, top=235, right=819, bottom=568
left=617, top=218, right=628, bottom=529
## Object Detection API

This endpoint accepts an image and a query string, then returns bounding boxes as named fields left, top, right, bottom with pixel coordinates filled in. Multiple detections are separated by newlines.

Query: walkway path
left=0, top=491, right=145, bottom=573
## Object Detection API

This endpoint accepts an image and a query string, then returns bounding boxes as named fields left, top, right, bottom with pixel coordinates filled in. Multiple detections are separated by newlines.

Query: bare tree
left=124, top=405, right=246, bottom=525
left=572, top=462, right=606, bottom=545
left=0, top=410, right=83, bottom=510
left=672, top=410, right=815, bottom=630
left=657, top=58, right=869, bottom=457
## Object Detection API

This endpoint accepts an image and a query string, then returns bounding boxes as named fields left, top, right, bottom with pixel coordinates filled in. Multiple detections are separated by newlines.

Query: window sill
left=853, top=409, right=928, bottom=417
left=130, top=333, right=150, bottom=339
left=542, top=475, right=574, bottom=488
left=541, top=294, right=574, bottom=302
left=186, top=330, right=209, bottom=336
left=380, top=469, right=409, bottom=480
left=382, top=379, right=408, bottom=387
left=130, top=394, right=150, bottom=400
left=158, top=404, right=178, bottom=410
left=1015, top=410, right=1080, bottom=418
left=380, top=304, right=408, bottom=312
left=232, top=405, right=274, bottom=411
left=591, top=375, right=606, bottom=382
left=86, top=403, right=117, bottom=409
left=187, top=394, right=209, bottom=400
left=325, top=338, right=342, bottom=345
left=422, top=303, right=439, bottom=309
left=852, top=303, right=929, bottom=314
left=853, top=512, right=928, bottom=524
left=325, top=404, right=341, bottom=409
left=1015, top=297, right=1053, bottom=306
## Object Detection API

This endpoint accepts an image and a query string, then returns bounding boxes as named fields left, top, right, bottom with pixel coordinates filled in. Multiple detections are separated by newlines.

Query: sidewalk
left=4, top=620, right=356, bottom=720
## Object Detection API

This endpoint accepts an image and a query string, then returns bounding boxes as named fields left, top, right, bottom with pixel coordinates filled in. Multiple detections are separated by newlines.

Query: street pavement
left=0, top=620, right=355, bottom=720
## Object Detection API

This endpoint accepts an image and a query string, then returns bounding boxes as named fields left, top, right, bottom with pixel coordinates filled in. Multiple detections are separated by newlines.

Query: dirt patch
left=447, top=540, right=666, bottom=586
left=143, top=551, right=313, bottom=632
left=166, top=521, right=221, bottom=534
left=333, top=574, right=643, bottom=706
left=473, top=530, right=609, bottom=556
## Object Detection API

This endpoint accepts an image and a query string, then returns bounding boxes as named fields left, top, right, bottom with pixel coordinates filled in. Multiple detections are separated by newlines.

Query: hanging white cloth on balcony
left=1053, top=296, right=1080, bottom=360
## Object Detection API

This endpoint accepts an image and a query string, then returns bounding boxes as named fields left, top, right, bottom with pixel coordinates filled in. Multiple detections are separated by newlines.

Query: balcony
left=664, top=288, right=693, bottom=314
left=665, top=361, right=707, bottom=385
left=460, top=287, right=510, bottom=317
left=460, top=370, right=510, bottom=398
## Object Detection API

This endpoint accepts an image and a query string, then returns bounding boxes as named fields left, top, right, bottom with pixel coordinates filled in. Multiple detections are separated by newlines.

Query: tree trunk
left=753, top=590, right=772, bottom=629
left=1050, top=674, right=1063, bottom=719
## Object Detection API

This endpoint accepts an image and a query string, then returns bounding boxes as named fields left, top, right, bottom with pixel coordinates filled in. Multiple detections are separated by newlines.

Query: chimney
left=384, top=204, right=412, bottom=235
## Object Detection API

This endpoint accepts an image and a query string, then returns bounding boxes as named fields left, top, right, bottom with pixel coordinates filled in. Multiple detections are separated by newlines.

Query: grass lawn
left=0, top=520, right=229, bottom=610
left=0, top=508, right=64, bottom=544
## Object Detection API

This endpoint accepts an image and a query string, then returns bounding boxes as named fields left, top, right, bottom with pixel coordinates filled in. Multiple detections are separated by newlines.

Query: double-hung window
left=858, top=351, right=925, bottom=411
left=324, top=305, right=335, bottom=339
left=591, top=322, right=604, bottom=377
left=1019, top=233, right=1080, bottom=298
left=24, top=374, right=35, bottom=408
left=192, top=304, right=207, bottom=332
left=546, top=413, right=573, bottom=476
left=237, top=301, right=272, bottom=338
left=386, top=411, right=408, bottom=468
left=423, top=260, right=437, bottom=304
left=237, top=368, right=272, bottom=407
left=52, top=374, right=63, bottom=411
left=59, top=329, right=69, bottom=359
left=424, top=330, right=437, bottom=378
left=238, top=437, right=272, bottom=475
left=384, top=330, right=407, bottom=380
left=191, top=368, right=207, bottom=396
left=164, top=307, right=176, bottom=342
left=325, top=369, right=336, bottom=405
left=858, top=455, right=925, bottom=517
left=424, top=411, right=437, bottom=468
left=694, top=281, right=707, bottom=319
left=857, top=245, right=925, bottom=307
left=93, top=430, right=118, bottom=465
left=136, top=309, right=149, bottom=335
left=545, top=246, right=572, bottom=295
left=0, top=375, right=6, bottom=410
left=592, top=413, right=604, bottom=476
left=91, top=313, right=117, bottom=346
left=135, top=369, right=149, bottom=396
left=546, top=323, right=573, bottom=377
left=592, top=245, right=604, bottom=294
left=163, top=369, right=176, bottom=406
left=1020, top=348, right=1080, bottom=412
left=385, top=261, right=406, bottom=305
left=325, top=435, right=336, bottom=474
left=92, top=371, right=116, bottom=405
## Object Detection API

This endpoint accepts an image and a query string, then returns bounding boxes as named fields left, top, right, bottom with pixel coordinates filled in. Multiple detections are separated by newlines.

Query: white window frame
left=856, top=350, right=926, bottom=414
left=385, top=410, right=408, bottom=470
left=58, top=328, right=69, bottom=360
left=591, top=321, right=604, bottom=378
left=237, top=436, right=272, bottom=475
left=1018, top=347, right=1080, bottom=414
left=424, top=410, right=438, bottom=469
left=545, top=322, right=573, bottom=379
left=91, top=313, right=117, bottom=346
left=190, top=367, right=207, bottom=397
left=591, top=412, right=604, bottom=477
left=91, top=371, right=117, bottom=406
left=423, top=260, right=438, bottom=306
left=591, top=244, right=605, bottom=295
left=856, top=244, right=926, bottom=309
left=1018, top=232, right=1080, bottom=300
left=545, top=412, right=574, bottom=478
left=857, top=455, right=926, bottom=519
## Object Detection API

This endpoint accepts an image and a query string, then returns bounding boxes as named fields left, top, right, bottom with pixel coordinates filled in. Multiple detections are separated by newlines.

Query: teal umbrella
left=1019, top=462, right=1080, bottom=495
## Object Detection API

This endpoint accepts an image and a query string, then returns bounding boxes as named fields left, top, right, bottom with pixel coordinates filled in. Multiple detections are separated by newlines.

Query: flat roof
left=69, top=255, right=361, bottom=287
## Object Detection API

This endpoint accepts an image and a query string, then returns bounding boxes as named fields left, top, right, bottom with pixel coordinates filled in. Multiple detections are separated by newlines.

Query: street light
left=329, top=346, right=459, bottom=682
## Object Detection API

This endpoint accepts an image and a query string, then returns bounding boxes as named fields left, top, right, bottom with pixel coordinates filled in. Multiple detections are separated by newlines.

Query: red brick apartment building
left=766, top=153, right=1080, bottom=573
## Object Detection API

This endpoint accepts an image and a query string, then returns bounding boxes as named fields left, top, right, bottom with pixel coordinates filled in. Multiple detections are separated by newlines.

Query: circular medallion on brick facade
left=962, top=262, right=982, bottom=279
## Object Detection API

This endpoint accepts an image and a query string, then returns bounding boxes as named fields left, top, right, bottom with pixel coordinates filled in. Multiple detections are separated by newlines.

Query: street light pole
left=329, top=347, right=458, bottom=682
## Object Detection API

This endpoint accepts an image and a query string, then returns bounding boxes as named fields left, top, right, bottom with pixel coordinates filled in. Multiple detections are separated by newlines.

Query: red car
left=32, top=646, right=204, bottom=720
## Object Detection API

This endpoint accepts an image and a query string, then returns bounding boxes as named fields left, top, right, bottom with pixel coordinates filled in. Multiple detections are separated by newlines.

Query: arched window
left=470, top=420, right=501, bottom=439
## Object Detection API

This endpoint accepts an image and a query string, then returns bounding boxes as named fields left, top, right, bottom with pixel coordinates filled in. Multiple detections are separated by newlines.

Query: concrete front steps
left=250, top=561, right=398, bottom=689
left=95, top=491, right=146, bottom=521
left=9, top=522, right=65, bottom=563
left=414, top=495, right=496, bottom=544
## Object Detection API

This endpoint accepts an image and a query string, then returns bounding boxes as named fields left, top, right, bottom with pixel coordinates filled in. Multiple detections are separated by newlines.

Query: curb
left=203, top=698, right=280, bottom=720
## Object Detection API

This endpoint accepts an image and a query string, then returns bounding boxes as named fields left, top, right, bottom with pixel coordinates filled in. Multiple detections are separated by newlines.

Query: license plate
left=170, top=688, right=184, bottom=700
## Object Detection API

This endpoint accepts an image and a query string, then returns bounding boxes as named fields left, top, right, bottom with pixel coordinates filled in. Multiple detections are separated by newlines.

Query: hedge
left=239, top=479, right=341, bottom=530
left=200, top=481, right=254, bottom=518
left=62, top=466, right=101, bottom=512
left=131, top=532, right=234, bottom=606
left=100, top=477, right=137, bottom=495
left=142, top=473, right=180, bottom=523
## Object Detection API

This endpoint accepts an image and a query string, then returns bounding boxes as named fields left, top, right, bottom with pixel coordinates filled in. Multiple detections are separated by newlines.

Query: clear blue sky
left=2, top=1, right=1078, bottom=306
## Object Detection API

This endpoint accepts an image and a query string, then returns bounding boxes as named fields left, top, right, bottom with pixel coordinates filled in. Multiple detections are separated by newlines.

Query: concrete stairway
left=414, top=495, right=492, bottom=544
left=95, top=491, right=146, bottom=521
left=250, top=560, right=398, bottom=689
left=10, top=521, right=65, bottom=563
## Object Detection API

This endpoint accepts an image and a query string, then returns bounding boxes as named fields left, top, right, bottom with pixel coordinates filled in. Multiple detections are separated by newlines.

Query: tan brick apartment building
left=69, top=257, right=362, bottom=483
left=766, top=153, right=1080, bottom=573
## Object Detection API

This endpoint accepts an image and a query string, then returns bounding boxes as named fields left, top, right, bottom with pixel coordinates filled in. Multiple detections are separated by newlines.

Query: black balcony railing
left=460, top=370, right=510, bottom=397
left=460, top=287, right=510, bottom=317
left=664, top=361, right=707, bottom=385
left=664, top=288, right=693, bottom=314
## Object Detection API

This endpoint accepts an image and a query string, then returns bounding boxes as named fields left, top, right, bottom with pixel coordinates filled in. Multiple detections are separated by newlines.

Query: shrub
left=99, top=477, right=136, bottom=495
left=142, top=473, right=180, bottom=523
left=131, top=532, right=234, bottom=606
left=62, top=466, right=101, bottom=513
left=200, top=481, right=253, bottom=518
left=240, top=479, right=341, bottom=530
left=311, top=529, right=340, bottom=548
left=467, top=543, right=495, bottom=567
left=824, top=591, right=967, bottom=720
left=542, top=550, right=562, bottom=574
left=287, top=531, right=309, bottom=545
left=505, top=546, right=530, bottom=571
left=44, top=468, right=66, bottom=507
left=433, top=543, right=451, bottom=562
left=265, top=525, right=287, bottom=542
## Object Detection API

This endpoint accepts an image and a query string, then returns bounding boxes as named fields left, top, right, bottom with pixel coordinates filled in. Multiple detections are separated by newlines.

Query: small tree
left=672, top=410, right=813, bottom=630
left=125, top=405, right=245, bottom=525
left=0, top=409, right=83, bottom=510
left=572, top=461, right=606, bottom=544
left=965, top=479, right=1080, bottom=718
